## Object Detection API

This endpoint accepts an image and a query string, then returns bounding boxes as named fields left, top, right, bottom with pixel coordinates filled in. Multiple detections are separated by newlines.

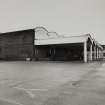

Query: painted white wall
left=35, top=36, right=86, bottom=45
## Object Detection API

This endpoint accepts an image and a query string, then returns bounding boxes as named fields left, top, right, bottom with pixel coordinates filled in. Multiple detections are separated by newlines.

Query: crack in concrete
left=0, top=98, right=23, bottom=105
left=14, top=87, right=48, bottom=99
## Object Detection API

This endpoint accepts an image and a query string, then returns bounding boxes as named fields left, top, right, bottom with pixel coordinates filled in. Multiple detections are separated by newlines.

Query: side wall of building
left=0, top=29, right=35, bottom=60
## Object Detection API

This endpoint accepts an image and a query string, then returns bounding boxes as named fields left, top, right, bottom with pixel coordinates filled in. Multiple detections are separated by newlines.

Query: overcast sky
left=0, top=0, right=105, bottom=44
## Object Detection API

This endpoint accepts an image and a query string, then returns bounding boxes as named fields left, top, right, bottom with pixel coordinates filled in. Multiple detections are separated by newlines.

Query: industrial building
left=0, top=27, right=103, bottom=62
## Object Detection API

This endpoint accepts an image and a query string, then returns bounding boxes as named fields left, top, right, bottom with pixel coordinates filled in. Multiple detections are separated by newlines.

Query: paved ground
left=0, top=61, right=105, bottom=105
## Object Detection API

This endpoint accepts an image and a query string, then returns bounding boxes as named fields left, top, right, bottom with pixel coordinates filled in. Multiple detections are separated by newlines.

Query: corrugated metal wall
left=0, top=29, right=34, bottom=60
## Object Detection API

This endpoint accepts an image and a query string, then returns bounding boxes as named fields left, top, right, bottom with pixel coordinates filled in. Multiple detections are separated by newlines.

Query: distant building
left=0, top=27, right=103, bottom=62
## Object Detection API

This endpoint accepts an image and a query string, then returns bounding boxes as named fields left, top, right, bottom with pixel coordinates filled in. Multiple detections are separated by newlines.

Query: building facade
left=0, top=27, right=103, bottom=62
left=35, top=27, right=103, bottom=62
left=0, top=29, right=35, bottom=60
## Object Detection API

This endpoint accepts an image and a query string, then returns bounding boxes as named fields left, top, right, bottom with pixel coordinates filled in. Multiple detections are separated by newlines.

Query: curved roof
left=34, top=27, right=103, bottom=50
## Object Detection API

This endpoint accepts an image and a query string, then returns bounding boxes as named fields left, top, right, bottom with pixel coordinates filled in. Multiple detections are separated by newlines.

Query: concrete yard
left=0, top=61, right=105, bottom=105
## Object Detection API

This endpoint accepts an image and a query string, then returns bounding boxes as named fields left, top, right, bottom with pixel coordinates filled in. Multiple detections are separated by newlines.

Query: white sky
left=0, top=0, right=105, bottom=44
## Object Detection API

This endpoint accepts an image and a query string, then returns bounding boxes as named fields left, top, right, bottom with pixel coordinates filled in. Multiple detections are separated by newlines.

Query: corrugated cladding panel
left=0, top=29, right=34, bottom=60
